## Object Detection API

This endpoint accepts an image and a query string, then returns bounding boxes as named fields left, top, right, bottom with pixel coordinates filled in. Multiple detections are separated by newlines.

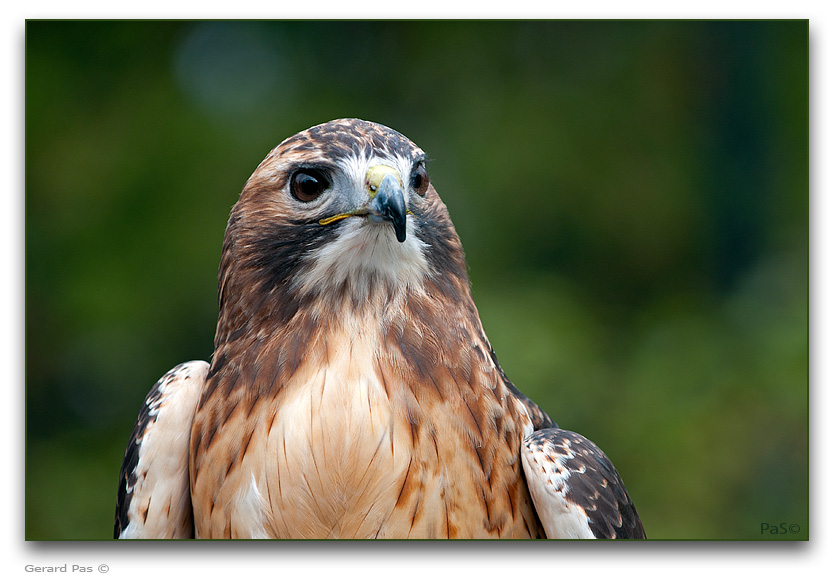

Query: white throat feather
left=293, top=215, right=430, bottom=304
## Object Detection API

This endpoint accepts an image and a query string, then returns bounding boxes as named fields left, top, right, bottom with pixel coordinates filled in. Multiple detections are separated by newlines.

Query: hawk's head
left=215, top=119, right=471, bottom=346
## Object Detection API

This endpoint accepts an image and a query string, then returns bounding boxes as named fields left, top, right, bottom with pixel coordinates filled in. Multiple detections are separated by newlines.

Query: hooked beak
left=368, top=173, right=407, bottom=243
left=318, top=165, right=408, bottom=243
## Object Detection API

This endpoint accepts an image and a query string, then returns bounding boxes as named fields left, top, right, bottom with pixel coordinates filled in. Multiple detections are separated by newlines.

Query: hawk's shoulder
left=115, top=360, right=208, bottom=539
left=521, top=427, right=646, bottom=539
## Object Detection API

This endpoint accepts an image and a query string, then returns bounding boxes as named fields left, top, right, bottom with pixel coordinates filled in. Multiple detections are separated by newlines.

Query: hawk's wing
left=114, top=361, right=208, bottom=539
left=521, top=428, right=646, bottom=539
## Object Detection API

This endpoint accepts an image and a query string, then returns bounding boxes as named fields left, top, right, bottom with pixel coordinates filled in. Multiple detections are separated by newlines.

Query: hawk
left=115, top=119, right=645, bottom=539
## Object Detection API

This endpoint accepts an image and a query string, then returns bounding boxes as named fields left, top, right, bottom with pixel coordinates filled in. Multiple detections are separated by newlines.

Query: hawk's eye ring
left=410, top=164, right=429, bottom=197
left=290, top=168, right=330, bottom=203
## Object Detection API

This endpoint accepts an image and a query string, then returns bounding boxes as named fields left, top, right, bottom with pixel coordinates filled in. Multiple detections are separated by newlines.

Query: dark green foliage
left=25, top=20, right=808, bottom=540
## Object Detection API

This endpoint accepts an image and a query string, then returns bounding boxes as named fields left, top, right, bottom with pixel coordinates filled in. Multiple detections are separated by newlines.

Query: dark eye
left=410, top=164, right=429, bottom=196
left=290, top=168, right=330, bottom=202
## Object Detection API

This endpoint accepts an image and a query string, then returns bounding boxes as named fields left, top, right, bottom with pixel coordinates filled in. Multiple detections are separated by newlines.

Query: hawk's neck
left=207, top=223, right=490, bottom=401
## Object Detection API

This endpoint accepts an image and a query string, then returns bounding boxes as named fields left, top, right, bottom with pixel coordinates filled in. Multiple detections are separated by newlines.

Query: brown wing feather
left=521, top=427, right=646, bottom=539
left=115, top=361, right=208, bottom=539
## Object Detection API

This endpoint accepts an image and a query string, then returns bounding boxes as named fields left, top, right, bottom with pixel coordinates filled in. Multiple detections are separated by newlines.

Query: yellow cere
left=318, top=165, right=409, bottom=227
left=365, top=165, right=401, bottom=198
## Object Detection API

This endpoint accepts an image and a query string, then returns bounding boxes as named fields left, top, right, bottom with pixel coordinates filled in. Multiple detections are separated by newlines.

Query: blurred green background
left=25, top=20, right=808, bottom=540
